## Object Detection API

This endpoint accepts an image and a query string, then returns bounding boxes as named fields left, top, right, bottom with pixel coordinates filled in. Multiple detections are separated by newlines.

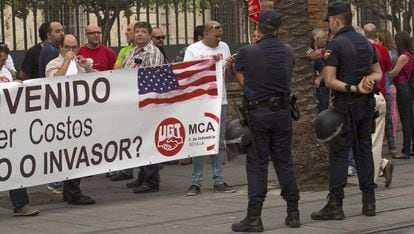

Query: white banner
left=0, top=60, right=223, bottom=191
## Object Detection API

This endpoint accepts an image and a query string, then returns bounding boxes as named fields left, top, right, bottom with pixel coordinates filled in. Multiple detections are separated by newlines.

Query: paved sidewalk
left=1, top=152, right=414, bottom=233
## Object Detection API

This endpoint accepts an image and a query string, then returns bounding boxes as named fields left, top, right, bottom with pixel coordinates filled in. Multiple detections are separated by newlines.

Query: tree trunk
left=275, top=0, right=329, bottom=190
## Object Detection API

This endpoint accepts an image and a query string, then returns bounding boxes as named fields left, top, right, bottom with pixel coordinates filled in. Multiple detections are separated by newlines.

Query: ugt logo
left=155, top=118, right=185, bottom=157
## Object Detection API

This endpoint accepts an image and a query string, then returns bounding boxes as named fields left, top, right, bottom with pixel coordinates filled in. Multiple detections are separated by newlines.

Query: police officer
left=231, top=10, right=300, bottom=232
left=311, top=1, right=382, bottom=220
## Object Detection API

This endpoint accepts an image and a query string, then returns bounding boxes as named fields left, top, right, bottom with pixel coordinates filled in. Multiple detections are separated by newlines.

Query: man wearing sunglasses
left=77, top=24, right=116, bottom=71
left=151, top=27, right=169, bottom=63
left=184, top=20, right=236, bottom=196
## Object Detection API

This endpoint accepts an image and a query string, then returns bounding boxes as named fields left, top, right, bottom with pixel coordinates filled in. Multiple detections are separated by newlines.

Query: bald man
left=363, top=23, right=394, bottom=188
left=151, top=27, right=169, bottom=63
left=77, top=24, right=116, bottom=71
left=114, top=22, right=136, bottom=69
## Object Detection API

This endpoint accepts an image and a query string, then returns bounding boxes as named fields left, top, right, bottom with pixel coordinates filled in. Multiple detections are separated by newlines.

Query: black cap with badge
left=323, top=1, right=351, bottom=22
left=258, top=10, right=282, bottom=29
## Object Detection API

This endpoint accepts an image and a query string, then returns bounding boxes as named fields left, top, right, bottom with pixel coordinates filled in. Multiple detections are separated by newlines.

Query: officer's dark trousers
left=246, top=107, right=299, bottom=204
left=142, top=165, right=160, bottom=189
left=9, top=188, right=28, bottom=211
left=394, top=82, right=414, bottom=155
left=330, top=98, right=376, bottom=199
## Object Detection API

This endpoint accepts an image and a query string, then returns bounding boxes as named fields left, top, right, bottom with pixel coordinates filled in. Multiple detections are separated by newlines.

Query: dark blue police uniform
left=325, top=25, right=377, bottom=199
left=234, top=35, right=299, bottom=205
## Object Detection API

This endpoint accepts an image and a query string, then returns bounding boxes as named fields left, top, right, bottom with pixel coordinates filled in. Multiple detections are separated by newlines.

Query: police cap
left=258, top=10, right=282, bottom=29
left=323, top=1, right=351, bottom=22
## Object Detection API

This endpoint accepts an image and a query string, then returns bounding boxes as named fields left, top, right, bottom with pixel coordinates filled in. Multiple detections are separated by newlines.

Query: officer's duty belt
left=246, top=96, right=289, bottom=111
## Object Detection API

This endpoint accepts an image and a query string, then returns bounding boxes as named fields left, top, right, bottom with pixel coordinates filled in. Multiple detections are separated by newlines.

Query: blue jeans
left=191, top=105, right=227, bottom=186
left=384, top=92, right=396, bottom=150
left=394, top=82, right=414, bottom=154
left=9, top=188, right=28, bottom=211
left=347, top=148, right=356, bottom=168
left=316, top=85, right=330, bottom=113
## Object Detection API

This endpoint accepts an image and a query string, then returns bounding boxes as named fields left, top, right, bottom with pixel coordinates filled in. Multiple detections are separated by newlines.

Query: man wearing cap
left=311, top=1, right=382, bottom=221
left=232, top=10, right=300, bottom=232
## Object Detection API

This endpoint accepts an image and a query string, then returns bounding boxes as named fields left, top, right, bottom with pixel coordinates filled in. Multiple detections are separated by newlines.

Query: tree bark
left=275, top=0, right=329, bottom=190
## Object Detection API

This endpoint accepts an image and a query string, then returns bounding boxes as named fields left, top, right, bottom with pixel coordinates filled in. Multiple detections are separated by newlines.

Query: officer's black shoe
left=285, top=200, right=300, bottom=228
left=232, top=202, right=264, bottom=233
left=285, top=209, right=300, bottom=228
left=362, top=192, right=376, bottom=216
left=311, top=193, right=345, bottom=220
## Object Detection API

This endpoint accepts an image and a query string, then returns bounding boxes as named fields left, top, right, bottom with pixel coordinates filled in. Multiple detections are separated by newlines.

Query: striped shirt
left=122, top=40, right=164, bottom=68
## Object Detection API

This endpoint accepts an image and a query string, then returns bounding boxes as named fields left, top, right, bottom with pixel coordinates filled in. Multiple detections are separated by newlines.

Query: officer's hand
left=358, top=77, right=374, bottom=94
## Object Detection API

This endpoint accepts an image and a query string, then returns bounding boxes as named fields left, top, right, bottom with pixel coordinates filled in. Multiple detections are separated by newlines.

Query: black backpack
left=402, top=53, right=414, bottom=91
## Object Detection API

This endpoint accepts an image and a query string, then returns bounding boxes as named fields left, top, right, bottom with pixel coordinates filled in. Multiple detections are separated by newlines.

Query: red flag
left=248, top=0, right=261, bottom=23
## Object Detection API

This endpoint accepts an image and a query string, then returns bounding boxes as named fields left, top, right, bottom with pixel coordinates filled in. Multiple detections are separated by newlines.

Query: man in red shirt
left=363, top=23, right=394, bottom=188
left=77, top=24, right=116, bottom=71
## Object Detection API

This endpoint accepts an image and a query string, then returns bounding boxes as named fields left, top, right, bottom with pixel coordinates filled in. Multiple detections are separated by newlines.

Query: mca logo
left=155, top=118, right=185, bottom=157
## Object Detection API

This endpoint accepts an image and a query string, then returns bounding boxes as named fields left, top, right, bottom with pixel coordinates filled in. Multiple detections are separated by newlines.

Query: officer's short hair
left=334, top=11, right=352, bottom=26
left=134, top=22, right=152, bottom=34
left=258, top=24, right=277, bottom=36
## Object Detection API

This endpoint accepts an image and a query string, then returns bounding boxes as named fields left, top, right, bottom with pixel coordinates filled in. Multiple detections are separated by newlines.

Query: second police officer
left=231, top=10, right=301, bottom=232
left=311, top=1, right=382, bottom=220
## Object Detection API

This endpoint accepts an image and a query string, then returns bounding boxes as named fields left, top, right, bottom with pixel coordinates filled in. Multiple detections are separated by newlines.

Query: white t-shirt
left=5, top=56, right=16, bottom=72
left=184, top=41, right=230, bottom=104
left=0, top=66, right=13, bottom=82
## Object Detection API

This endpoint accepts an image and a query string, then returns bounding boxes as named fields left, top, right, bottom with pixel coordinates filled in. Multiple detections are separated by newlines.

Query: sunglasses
left=210, top=25, right=222, bottom=30
left=153, top=35, right=166, bottom=40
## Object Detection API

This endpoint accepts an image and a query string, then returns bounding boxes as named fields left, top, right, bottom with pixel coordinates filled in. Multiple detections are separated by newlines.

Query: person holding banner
left=183, top=20, right=236, bottom=196
left=44, top=34, right=96, bottom=205
left=1, top=44, right=39, bottom=216
left=45, top=34, right=94, bottom=77
left=122, top=21, right=164, bottom=193
left=231, top=10, right=300, bottom=232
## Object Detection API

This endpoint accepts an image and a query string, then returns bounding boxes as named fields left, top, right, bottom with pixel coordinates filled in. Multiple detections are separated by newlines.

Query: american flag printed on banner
left=138, top=59, right=218, bottom=108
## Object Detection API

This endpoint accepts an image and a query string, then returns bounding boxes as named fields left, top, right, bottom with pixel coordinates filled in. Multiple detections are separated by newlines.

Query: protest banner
left=0, top=59, right=222, bottom=191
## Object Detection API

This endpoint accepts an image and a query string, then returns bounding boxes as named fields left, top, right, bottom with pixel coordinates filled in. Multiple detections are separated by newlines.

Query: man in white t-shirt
left=184, top=20, right=236, bottom=196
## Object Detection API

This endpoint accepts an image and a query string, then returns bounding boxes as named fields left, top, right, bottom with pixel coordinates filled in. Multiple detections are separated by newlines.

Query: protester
left=388, top=31, right=414, bottom=159
left=363, top=23, right=394, bottom=187
left=232, top=10, right=300, bottom=232
left=151, top=27, right=169, bottom=63
left=307, top=28, right=328, bottom=112
left=19, top=23, right=48, bottom=80
left=122, top=21, right=164, bottom=193
left=113, top=22, right=135, bottom=69
left=311, top=1, right=382, bottom=220
left=378, top=29, right=399, bottom=156
left=172, top=25, right=204, bottom=63
left=77, top=24, right=116, bottom=71
left=0, top=44, right=40, bottom=216
left=183, top=20, right=236, bottom=196
left=38, top=21, right=66, bottom=193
